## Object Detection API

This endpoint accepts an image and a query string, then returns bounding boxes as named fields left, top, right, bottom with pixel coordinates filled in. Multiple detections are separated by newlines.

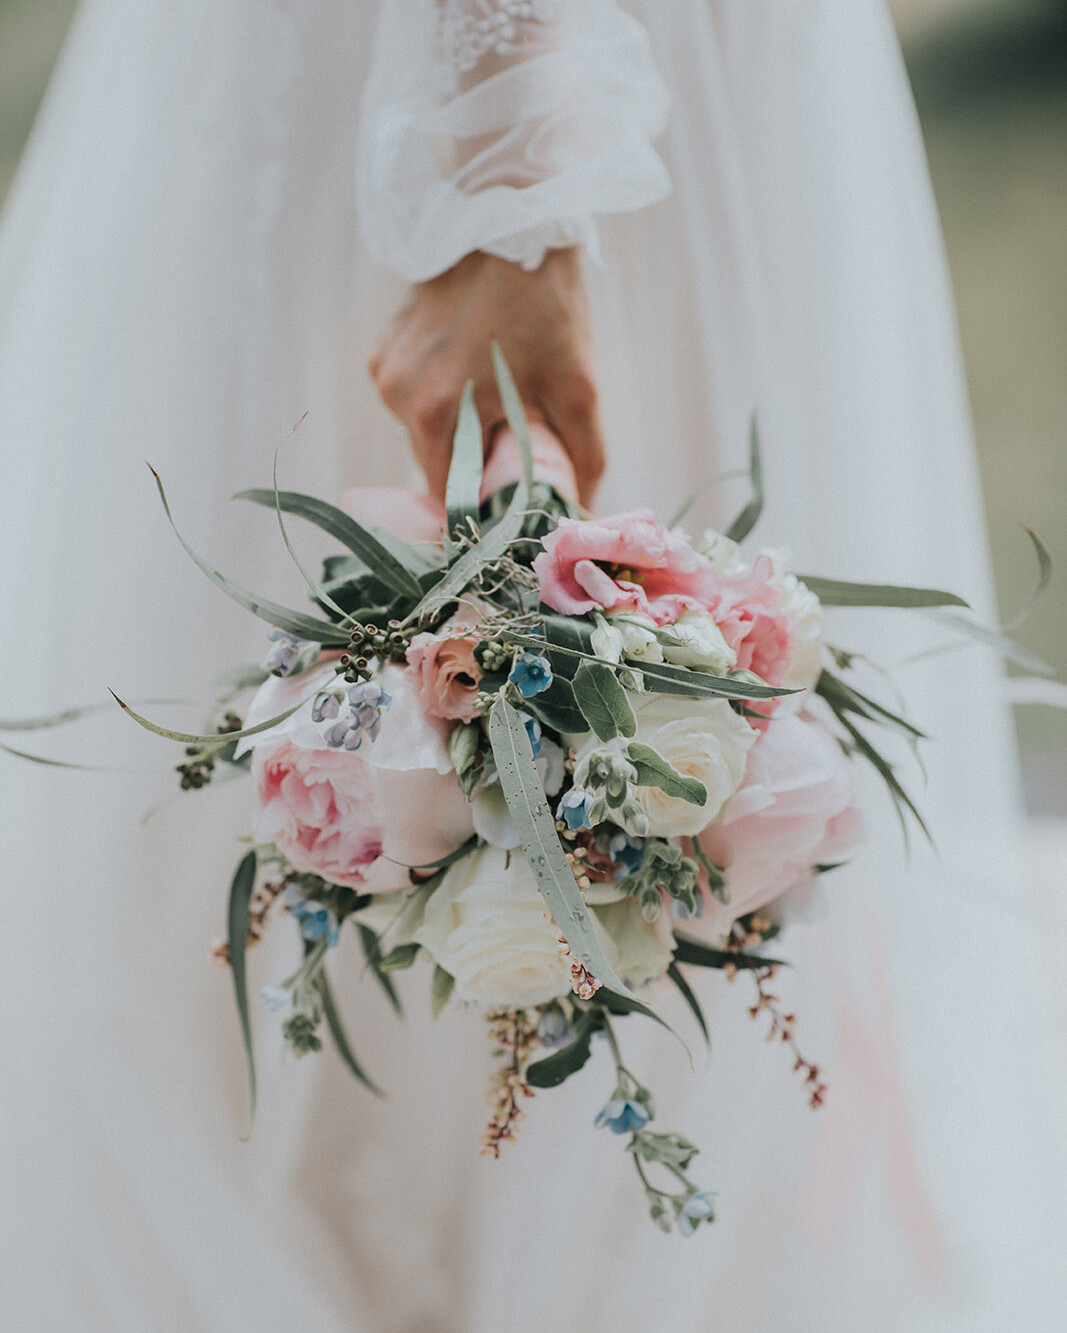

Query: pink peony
left=406, top=617, right=483, bottom=722
left=253, top=742, right=384, bottom=890
left=533, top=510, right=718, bottom=625
left=245, top=663, right=476, bottom=893
left=707, top=555, right=795, bottom=688
left=687, top=715, right=862, bottom=941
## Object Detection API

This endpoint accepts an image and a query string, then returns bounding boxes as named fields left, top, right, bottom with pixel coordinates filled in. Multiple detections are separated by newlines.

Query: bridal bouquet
left=35, top=349, right=975, bottom=1235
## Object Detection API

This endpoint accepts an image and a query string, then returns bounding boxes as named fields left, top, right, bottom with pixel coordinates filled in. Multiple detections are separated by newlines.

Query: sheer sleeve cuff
left=357, top=0, right=672, bottom=281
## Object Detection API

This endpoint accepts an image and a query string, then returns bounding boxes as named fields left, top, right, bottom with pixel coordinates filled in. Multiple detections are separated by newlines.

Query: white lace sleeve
left=357, top=0, right=672, bottom=281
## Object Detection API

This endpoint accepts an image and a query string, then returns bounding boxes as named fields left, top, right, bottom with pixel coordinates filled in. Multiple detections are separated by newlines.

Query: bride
left=2, top=2, right=1065, bottom=1329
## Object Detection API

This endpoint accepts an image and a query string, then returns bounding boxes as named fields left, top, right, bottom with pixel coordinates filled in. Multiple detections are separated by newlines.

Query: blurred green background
left=2, top=0, right=1064, bottom=812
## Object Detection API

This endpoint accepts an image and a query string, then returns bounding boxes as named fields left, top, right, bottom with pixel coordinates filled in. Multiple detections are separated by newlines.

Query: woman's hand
left=369, top=248, right=605, bottom=506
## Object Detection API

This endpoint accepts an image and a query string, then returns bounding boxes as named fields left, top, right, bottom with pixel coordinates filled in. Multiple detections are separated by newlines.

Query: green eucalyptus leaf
left=108, top=690, right=305, bottom=747
left=491, top=342, right=535, bottom=493
left=357, top=924, right=402, bottom=1014
left=487, top=697, right=645, bottom=1007
left=540, top=613, right=594, bottom=681
left=572, top=660, right=637, bottom=741
left=523, top=677, right=587, bottom=734
left=667, top=962, right=710, bottom=1047
left=403, top=346, right=536, bottom=624
left=148, top=467, right=348, bottom=643
left=911, top=609, right=1056, bottom=675
left=0, top=741, right=136, bottom=771
left=269, top=439, right=352, bottom=623
left=318, top=965, right=383, bottom=1096
left=235, top=488, right=423, bottom=599
left=524, top=1010, right=600, bottom=1089
left=378, top=941, right=421, bottom=973
left=836, top=711, right=932, bottom=846
left=798, top=576, right=968, bottom=610
left=0, top=697, right=197, bottom=733
left=724, top=415, right=764, bottom=544
left=671, top=934, right=785, bottom=971
left=430, top=965, right=456, bottom=1019
left=445, top=381, right=484, bottom=547
left=626, top=742, right=707, bottom=806
left=227, top=850, right=258, bottom=1123
left=500, top=631, right=790, bottom=701
left=816, top=670, right=927, bottom=740
left=404, top=471, right=529, bottom=624
left=404, top=834, right=481, bottom=874
left=1002, top=525, right=1053, bottom=631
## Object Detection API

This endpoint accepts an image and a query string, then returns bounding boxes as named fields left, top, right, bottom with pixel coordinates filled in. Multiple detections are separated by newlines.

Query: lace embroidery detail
left=439, top=0, right=558, bottom=76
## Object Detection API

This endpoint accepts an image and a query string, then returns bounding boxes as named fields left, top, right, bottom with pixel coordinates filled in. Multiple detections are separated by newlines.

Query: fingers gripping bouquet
left=105, top=349, right=970, bottom=1235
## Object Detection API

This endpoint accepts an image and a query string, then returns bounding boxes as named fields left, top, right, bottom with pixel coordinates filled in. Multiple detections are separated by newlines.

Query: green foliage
left=319, top=966, right=383, bottom=1096
left=148, top=466, right=349, bottom=643
left=816, top=670, right=926, bottom=741
left=377, top=941, right=421, bottom=973
left=724, top=415, right=764, bottom=544
left=571, top=659, right=637, bottom=741
left=226, top=850, right=258, bottom=1121
left=521, top=675, right=587, bottom=734
left=797, top=575, right=968, bottom=609
left=444, top=381, right=484, bottom=549
left=109, top=691, right=306, bottom=749
left=357, top=924, right=402, bottom=1014
left=618, top=841, right=700, bottom=919
left=430, top=966, right=456, bottom=1019
left=487, top=695, right=644, bottom=1006
left=672, top=933, right=785, bottom=971
left=525, top=1009, right=601, bottom=1088
left=500, top=630, right=792, bottom=702
left=626, top=742, right=707, bottom=806
left=666, top=963, right=709, bottom=1047
left=235, top=488, right=424, bottom=601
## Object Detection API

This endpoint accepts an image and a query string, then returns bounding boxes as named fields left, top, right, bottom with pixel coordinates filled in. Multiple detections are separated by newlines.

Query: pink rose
left=687, top=715, right=862, bottom=940
left=253, top=742, right=384, bottom=890
left=245, top=663, right=476, bottom=893
left=533, top=511, right=717, bottom=625
left=406, top=616, right=483, bottom=722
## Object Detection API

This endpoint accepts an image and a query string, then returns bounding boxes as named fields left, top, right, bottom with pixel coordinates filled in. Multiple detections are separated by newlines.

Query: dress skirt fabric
left=1, top=2, right=1065, bottom=1330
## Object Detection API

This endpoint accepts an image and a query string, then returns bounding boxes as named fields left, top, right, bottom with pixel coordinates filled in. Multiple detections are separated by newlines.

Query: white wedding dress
left=2, top=3, right=1065, bottom=1330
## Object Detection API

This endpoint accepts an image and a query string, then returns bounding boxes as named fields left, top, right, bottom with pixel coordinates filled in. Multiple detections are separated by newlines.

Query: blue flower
left=523, top=713, right=543, bottom=757
left=608, top=830, right=646, bottom=878
left=508, top=652, right=553, bottom=698
left=258, top=984, right=291, bottom=1012
left=284, top=893, right=340, bottom=948
left=594, top=1097, right=650, bottom=1135
left=311, top=691, right=341, bottom=723
left=321, top=681, right=392, bottom=750
left=264, top=628, right=312, bottom=678
left=678, top=1191, right=716, bottom=1237
left=537, top=1009, right=573, bottom=1048
left=557, top=788, right=593, bottom=832
left=670, top=895, right=704, bottom=920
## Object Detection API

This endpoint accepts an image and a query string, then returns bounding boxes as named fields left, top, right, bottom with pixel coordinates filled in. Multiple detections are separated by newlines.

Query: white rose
left=593, top=898, right=674, bottom=988
left=657, top=610, right=737, bottom=674
left=413, top=845, right=570, bottom=1008
left=625, top=693, right=755, bottom=838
